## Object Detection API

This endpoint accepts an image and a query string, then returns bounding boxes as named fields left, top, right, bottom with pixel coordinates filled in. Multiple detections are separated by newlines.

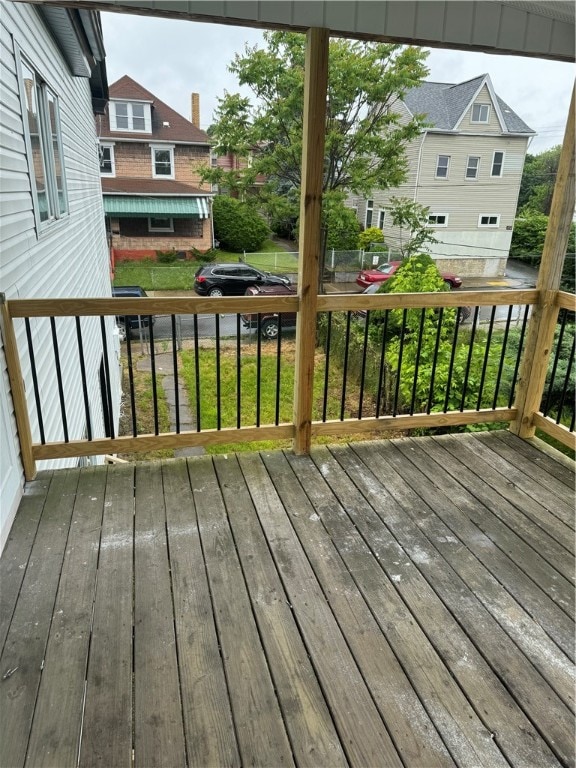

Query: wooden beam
left=31, top=424, right=295, bottom=461
left=292, top=27, right=329, bottom=455
left=311, top=409, right=517, bottom=437
left=511, top=83, right=575, bottom=439
left=0, top=296, right=36, bottom=480
left=532, top=413, right=576, bottom=452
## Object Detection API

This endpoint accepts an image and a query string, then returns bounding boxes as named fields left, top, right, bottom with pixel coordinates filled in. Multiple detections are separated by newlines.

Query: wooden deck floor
left=0, top=431, right=574, bottom=768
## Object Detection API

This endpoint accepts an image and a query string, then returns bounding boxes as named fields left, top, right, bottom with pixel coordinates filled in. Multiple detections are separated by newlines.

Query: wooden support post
left=511, top=84, right=575, bottom=439
left=292, top=27, right=329, bottom=454
left=0, top=295, right=36, bottom=480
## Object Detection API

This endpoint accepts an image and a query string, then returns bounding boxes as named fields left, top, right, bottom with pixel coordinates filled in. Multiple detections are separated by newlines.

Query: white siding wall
left=415, top=133, right=528, bottom=274
left=0, top=3, right=120, bottom=551
left=458, top=84, right=504, bottom=133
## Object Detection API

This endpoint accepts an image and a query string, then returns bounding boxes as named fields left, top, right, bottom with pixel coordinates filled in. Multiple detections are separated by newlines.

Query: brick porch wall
left=110, top=216, right=212, bottom=257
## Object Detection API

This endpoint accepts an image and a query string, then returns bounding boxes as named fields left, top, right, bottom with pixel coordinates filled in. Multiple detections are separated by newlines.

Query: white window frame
left=377, top=209, right=385, bottom=229
left=478, top=214, right=500, bottom=228
left=365, top=199, right=374, bottom=228
left=427, top=214, right=449, bottom=227
left=435, top=155, right=450, bottom=179
left=148, top=217, right=174, bottom=232
left=109, top=100, right=151, bottom=133
left=99, top=143, right=115, bottom=176
left=151, top=145, right=175, bottom=179
left=16, top=49, right=68, bottom=230
left=491, top=150, right=505, bottom=177
left=471, top=103, right=490, bottom=123
left=465, top=156, right=481, bottom=180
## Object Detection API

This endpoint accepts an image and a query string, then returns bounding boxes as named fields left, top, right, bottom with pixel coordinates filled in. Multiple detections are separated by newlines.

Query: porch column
left=292, top=27, right=329, bottom=454
left=0, top=295, right=36, bottom=480
left=511, top=84, right=575, bottom=439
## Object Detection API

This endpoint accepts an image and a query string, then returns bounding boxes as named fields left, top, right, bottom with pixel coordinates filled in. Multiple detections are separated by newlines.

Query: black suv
left=112, top=285, right=154, bottom=333
left=194, top=263, right=290, bottom=297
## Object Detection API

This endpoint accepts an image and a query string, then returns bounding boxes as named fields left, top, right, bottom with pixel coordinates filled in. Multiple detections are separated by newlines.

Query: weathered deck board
left=191, top=456, right=294, bottom=767
left=81, top=464, right=135, bottom=768
left=25, top=467, right=107, bottom=768
left=0, top=473, right=51, bottom=653
left=162, top=459, right=240, bottom=768
left=0, top=470, right=80, bottom=768
left=133, top=463, right=186, bottom=767
left=0, top=433, right=574, bottom=768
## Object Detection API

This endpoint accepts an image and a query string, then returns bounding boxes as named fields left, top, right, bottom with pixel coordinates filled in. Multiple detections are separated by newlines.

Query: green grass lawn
left=179, top=340, right=363, bottom=453
left=113, top=240, right=298, bottom=291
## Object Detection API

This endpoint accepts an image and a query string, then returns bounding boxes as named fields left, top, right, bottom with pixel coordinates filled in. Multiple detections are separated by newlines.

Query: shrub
left=156, top=249, right=179, bottom=263
left=324, top=199, right=362, bottom=250
left=358, top=227, right=385, bottom=251
left=212, top=195, right=269, bottom=252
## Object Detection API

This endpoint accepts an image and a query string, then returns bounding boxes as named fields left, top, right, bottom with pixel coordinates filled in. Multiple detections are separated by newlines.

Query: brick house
left=96, top=76, right=214, bottom=259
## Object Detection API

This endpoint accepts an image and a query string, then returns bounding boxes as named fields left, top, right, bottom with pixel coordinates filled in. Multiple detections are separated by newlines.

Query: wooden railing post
left=292, top=27, right=329, bottom=454
left=511, top=84, right=575, bottom=439
left=0, top=295, right=36, bottom=480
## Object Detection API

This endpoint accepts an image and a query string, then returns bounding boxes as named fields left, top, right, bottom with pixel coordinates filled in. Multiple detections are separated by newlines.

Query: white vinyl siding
left=0, top=2, right=121, bottom=548
left=414, top=134, right=528, bottom=231
left=458, top=85, right=503, bottom=133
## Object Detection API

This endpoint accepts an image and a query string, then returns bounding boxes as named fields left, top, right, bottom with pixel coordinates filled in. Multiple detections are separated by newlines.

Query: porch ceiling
left=24, top=0, right=576, bottom=61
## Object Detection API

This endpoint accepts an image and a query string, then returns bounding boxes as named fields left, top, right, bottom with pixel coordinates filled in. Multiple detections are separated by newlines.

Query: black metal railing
left=541, top=307, right=575, bottom=431
left=315, top=303, right=530, bottom=423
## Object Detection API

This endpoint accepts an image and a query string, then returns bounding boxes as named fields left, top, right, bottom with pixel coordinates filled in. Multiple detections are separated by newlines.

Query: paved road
left=134, top=262, right=538, bottom=342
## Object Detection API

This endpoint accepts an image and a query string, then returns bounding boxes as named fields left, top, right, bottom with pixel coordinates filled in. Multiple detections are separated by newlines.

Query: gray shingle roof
left=403, top=75, right=534, bottom=134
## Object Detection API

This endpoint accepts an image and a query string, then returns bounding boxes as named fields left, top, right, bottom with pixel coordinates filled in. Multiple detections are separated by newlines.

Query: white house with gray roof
left=349, top=74, right=535, bottom=277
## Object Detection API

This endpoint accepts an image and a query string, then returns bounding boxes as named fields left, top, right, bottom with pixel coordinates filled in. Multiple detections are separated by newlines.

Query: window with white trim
left=365, top=199, right=374, bottom=228
left=378, top=209, right=385, bottom=229
left=471, top=104, right=490, bottom=123
left=478, top=214, right=500, bottom=227
left=435, top=155, right=450, bottom=179
left=18, top=54, right=67, bottom=225
left=465, top=156, right=480, bottom=179
left=491, top=151, right=504, bottom=177
left=148, top=217, right=174, bottom=232
left=99, top=144, right=115, bottom=176
left=427, top=214, right=448, bottom=227
left=151, top=146, right=174, bottom=178
left=109, top=101, right=150, bottom=132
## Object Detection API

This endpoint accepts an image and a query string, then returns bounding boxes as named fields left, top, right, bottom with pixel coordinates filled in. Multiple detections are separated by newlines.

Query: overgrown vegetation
left=212, top=195, right=269, bottom=252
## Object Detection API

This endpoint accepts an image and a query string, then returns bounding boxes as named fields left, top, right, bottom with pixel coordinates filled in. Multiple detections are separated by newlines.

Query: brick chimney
left=191, top=93, right=200, bottom=128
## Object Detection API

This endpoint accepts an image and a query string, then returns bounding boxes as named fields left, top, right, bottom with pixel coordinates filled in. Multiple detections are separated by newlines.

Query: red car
left=356, top=261, right=462, bottom=290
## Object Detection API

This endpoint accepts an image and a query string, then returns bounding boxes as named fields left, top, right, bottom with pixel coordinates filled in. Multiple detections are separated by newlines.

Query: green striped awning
left=103, top=196, right=210, bottom=218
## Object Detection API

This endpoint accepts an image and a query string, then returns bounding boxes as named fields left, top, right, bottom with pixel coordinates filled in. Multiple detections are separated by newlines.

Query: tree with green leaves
left=518, top=145, right=561, bottom=215
left=203, top=32, right=429, bottom=227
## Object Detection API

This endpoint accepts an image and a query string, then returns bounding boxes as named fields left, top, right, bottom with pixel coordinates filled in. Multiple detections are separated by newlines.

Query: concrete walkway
left=136, top=352, right=204, bottom=457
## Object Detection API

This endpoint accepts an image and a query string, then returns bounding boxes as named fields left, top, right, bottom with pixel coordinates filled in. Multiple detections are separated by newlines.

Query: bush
left=324, top=199, right=362, bottom=250
left=358, top=227, right=385, bottom=251
left=156, top=249, right=179, bottom=263
left=212, top=195, right=269, bottom=252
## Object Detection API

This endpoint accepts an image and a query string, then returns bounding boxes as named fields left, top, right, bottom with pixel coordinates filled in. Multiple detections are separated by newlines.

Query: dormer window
left=471, top=103, right=490, bottom=123
left=109, top=101, right=151, bottom=132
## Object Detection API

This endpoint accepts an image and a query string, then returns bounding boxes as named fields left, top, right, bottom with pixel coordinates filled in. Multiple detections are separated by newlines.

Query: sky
left=101, top=11, right=574, bottom=155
